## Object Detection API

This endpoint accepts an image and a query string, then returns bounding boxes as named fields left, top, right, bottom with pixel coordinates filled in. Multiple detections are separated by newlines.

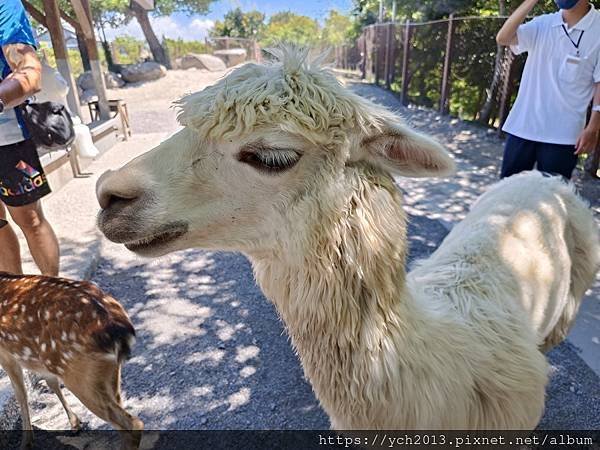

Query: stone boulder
left=171, top=57, right=183, bottom=70
left=180, top=53, right=226, bottom=71
left=77, top=71, right=96, bottom=91
left=104, top=71, right=125, bottom=88
left=213, top=48, right=247, bottom=67
left=79, top=88, right=98, bottom=105
left=77, top=70, right=125, bottom=90
left=120, top=62, right=167, bottom=83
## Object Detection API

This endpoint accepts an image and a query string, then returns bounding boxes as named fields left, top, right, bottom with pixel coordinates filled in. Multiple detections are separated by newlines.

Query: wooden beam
left=41, top=0, right=82, bottom=117
left=22, top=0, right=47, bottom=28
left=60, top=11, right=81, bottom=33
left=69, top=0, right=94, bottom=41
left=70, top=0, right=110, bottom=120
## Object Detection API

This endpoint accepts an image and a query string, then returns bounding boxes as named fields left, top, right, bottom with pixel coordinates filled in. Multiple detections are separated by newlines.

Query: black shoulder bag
left=19, top=101, right=76, bottom=150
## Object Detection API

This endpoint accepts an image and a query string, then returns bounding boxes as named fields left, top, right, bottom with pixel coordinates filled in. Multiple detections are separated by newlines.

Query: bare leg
left=44, top=376, right=81, bottom=431
left=0, top=202, right=23, bottom=274
left=0, top=354, right=32, bottom=449
left=8, top=201, right=59, bottom=276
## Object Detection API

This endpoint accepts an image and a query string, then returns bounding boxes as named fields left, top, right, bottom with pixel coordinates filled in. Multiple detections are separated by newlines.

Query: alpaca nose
left=96, top=169, right=142, bottom=210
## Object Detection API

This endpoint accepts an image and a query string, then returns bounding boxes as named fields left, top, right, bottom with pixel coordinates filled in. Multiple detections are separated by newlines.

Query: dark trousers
left=500, top=134, right=578, bottom=179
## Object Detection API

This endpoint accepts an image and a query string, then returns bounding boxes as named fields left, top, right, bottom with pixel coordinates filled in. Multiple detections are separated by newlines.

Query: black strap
left=561, top=25, right=584, bottom=50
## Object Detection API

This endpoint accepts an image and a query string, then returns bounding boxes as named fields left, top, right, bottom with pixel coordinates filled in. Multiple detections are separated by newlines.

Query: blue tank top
left=0, top=0, right=37, bottom=146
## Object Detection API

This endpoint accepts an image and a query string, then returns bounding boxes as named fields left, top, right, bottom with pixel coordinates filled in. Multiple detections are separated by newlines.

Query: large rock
left=77, top=71, right=96, bottom=91
left=120, top=62, right=167, bottom=83
left=180, top=53, right=226, bottom=71
left=104, top=71, right=125, bottom=88
left=213, top=48, right=247, bottom=67
left=77, top=70, right=125, bottom=90
left=79, top=88, right=98, bottom=105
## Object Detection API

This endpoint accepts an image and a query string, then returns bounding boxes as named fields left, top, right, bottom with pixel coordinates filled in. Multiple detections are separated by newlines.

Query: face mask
left=555, top=0, right=580, bottom=9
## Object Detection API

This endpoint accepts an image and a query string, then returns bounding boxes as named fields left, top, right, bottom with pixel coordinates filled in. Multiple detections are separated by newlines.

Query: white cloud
left=104, top=16, right=214, bottom=42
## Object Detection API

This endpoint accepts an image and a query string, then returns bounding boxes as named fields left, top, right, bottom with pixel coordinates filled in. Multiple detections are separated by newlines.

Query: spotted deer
left=0, top=272, right=143, bottom=449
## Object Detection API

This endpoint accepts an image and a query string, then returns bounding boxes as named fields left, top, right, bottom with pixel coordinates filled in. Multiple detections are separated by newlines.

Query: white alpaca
left=95, top=47, right=600, bottom=430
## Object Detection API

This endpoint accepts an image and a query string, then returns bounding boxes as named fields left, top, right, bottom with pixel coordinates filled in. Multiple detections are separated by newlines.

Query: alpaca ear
left=360, top=123, right=455, bottom=178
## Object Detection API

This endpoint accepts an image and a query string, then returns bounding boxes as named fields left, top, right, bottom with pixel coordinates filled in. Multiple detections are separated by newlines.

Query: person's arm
left=0, top=43, right=42, bottom=109
left=575, top=83, right=600, bottom=155
left=496, top=0, right=540, bottom=46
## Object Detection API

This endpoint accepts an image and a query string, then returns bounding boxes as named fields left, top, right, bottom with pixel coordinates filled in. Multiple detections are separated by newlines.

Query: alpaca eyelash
left=238, top=148, right=301, bottom=173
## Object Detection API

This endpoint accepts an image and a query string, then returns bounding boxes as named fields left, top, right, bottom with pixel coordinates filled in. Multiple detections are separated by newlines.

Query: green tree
left=211, top=8, right=265, bottom=39
left=261, top=12, right=320, bottom=47
left=321, top=10, right=353, bottom=46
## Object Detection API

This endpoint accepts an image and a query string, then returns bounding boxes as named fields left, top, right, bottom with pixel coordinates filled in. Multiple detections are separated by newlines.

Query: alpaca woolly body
left=250, top=169, right=597, bottom=429
left=96, top=46, right=600, bottom=431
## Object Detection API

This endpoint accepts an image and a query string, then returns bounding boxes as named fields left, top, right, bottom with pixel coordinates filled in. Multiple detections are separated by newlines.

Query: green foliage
left=211, top=8, right=265, bottom=39
left=38, top=42, right=85, bottom=78
left=261, top=12, right=321, bottom=47
left=111, top=35, right=145, bottom=64
left=163, top=38, right=209, bottom=59
left=322, top=10, right=353, bottom=46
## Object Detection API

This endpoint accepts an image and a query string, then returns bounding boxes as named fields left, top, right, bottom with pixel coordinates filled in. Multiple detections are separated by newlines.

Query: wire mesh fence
left=336, top=17, right=599, bottom=177
left=339, top=17, right=526, bottom=129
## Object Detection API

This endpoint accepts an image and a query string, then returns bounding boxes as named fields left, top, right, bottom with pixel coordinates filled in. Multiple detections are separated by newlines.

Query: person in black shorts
left=0, top=0, right=59, bottom=276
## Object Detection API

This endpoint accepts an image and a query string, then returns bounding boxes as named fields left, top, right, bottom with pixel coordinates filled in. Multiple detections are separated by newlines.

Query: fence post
left=439, top=14, right=455, bottom=114
left=375, top=26, right=381, bottom=85
left=385, top=23, right=395, bottom=89
left=400, top=19, right=411, bottom=106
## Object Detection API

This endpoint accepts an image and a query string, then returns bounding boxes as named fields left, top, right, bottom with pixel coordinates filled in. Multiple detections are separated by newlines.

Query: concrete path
left=0, top=72, right=598, bottom=433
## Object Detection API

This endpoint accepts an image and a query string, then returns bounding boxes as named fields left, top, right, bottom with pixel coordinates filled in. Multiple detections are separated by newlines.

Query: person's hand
left=575, top=126, right=599, bottom=155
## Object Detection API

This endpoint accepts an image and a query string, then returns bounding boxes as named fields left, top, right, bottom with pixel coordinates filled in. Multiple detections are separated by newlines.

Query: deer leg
left=63, top=362, right=143, bottom=450
left=0, top=355, right=32, bottom=449
left=44, top=376, right=81, bottom=431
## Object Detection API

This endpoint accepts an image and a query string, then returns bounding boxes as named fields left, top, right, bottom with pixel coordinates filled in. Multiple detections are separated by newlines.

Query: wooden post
left=41, top=0, right=82, bottom=118
left=439, top=14, right=455, bottom=114
left=374, top=26, right=381, bottom=85
left=383, top=24, right=390, bottom=89
left=385, top=23, right=396, bottom=89
left=70, top=0, right=110, bottom=120
left=400, top=20, right=411, bottom=106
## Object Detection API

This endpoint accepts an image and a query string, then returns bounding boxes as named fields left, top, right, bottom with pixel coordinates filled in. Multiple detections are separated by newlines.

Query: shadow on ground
left=24, top=213, right=598, bottom=433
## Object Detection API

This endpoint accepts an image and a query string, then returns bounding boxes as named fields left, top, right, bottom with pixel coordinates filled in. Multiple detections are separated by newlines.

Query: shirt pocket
left=558, top=55, right=592, bottom=85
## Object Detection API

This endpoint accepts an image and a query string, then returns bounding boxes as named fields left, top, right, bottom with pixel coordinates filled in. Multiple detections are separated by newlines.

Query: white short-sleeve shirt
left=502, top=5, right=600, bottom=145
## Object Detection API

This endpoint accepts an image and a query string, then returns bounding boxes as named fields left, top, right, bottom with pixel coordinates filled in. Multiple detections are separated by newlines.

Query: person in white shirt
left=497, top=0, right=600, bottom=179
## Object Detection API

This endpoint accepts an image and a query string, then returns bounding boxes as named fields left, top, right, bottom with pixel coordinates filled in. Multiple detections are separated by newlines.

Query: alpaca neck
left=249, top=166, right=414, bottom=423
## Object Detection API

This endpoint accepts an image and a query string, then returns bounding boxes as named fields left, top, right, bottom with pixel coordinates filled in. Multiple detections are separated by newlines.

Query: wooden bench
left=87, top=99, right=132, bottom=140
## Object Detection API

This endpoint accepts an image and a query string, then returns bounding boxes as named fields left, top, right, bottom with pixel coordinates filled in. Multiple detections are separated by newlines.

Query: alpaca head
left=97, top=46, right=455, bottom=257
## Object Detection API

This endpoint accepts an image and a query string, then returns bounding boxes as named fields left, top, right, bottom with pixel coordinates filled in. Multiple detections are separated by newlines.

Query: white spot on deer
left=55, top=366, right=64, bottom=375
left=80, top=298, right=90, bottom=305
left=41, top=342, right=47, bottom=352
left=75, top=312, right=82, bottom=320
left=50, top=339, right=56, bottom=350
left=34, top=336, right=40, bottom=344
left=61, top=331, right=68, bottom=341
left=20, top=304, right=26, bottom=313
left=44, top=310, right=50, bottom=320
left=28, top=316, right=34, bottom=323
left=56, top=310, right=63, bottom=318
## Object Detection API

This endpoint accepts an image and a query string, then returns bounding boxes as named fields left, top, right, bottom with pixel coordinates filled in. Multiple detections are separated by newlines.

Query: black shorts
left=0, top=139, right=51, bottom=207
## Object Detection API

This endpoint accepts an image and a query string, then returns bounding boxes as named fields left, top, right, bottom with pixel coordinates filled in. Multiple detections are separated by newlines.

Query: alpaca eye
left=238, top=148, right=301, bottom=174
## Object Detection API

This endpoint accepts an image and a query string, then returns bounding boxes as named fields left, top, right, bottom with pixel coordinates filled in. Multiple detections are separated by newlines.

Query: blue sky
left=104, top=0, right=353, bottom=42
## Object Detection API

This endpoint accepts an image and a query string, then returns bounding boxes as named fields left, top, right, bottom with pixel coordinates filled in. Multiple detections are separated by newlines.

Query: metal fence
left=336, top=16, right=599, bottom=177
left=338, top=17, right=523, bottom=128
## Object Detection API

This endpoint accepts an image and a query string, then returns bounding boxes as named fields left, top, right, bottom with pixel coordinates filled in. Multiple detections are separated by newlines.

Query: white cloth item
left=72, top=118, right=99, bottom=159
left=35, top=61, right=70, bottom=105
left=502, top=5, right=600, bottom=145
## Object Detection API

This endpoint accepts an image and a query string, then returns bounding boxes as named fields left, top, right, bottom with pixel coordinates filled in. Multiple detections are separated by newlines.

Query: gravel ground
left=15, top=70, right=600, bottom=433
